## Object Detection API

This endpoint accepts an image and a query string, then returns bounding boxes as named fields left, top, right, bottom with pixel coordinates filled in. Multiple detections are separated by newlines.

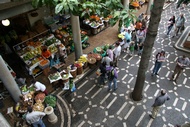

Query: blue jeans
left=99, top=75, right=105, bottom=85
left=108, top=78, right=117, bottom=90
left=153, top=61, right=162, bottom=74
left=32, top=119, right=46, bottom=127
left=167, top=25, right=173, bottom=35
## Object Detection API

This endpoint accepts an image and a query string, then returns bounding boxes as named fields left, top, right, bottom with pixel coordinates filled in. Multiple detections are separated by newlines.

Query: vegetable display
left=35, top=93, right=46, bottom=102
left=44, top=95, right=57, bottom=107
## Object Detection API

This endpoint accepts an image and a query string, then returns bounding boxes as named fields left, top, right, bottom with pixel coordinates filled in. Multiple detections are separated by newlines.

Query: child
left=138, top=42, right=144, bottom=56
left=129, top=41, right=135, bottom=56
left=123, top=39, right=130, bottom=53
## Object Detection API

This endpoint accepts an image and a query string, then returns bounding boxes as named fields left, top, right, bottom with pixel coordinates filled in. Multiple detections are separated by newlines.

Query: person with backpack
left=151, top=51, right=166, bottom=76
left=106, top=62, right=118, bottom=91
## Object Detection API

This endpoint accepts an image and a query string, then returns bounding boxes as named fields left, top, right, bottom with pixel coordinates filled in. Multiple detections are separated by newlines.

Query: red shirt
left=42, top=50, right=51, bottom=58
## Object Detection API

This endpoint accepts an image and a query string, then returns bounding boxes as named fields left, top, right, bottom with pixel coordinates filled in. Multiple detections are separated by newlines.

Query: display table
left=13, top=32, right=67, bottom=78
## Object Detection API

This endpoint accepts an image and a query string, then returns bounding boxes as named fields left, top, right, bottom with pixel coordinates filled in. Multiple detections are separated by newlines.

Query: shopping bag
left=96, top=69, right=101, bottom=76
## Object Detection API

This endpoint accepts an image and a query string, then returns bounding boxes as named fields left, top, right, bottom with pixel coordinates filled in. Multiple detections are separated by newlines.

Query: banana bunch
left=78, top=55, right=87, bottom=63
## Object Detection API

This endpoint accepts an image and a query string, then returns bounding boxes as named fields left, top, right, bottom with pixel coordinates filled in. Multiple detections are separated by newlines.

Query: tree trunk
left=132, top=0, right=165, bottom=101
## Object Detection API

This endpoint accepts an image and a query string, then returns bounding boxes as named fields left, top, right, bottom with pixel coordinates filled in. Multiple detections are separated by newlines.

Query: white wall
left=27, top=6, right=50, bottom=27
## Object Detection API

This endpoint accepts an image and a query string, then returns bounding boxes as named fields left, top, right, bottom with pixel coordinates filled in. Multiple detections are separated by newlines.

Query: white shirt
left=34, top=81, right=46, bottom=92
left=101, top=56, right=112, bottom=66
left=113, top=45, right=121, bottom=58
left=26, top=111, right=45, bottom=124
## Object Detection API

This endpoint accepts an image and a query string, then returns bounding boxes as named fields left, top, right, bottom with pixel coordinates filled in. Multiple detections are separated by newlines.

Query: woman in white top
left=113, top=42, right=121, bottom=67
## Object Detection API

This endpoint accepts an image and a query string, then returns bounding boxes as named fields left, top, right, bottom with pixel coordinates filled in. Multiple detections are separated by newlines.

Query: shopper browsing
left=32, top=80, right=48, bottom=95
left=26, top=106, right=46, bottom=127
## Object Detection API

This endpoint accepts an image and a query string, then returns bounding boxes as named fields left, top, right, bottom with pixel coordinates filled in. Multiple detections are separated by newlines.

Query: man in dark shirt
left=149, top=89, right=170, bottom=119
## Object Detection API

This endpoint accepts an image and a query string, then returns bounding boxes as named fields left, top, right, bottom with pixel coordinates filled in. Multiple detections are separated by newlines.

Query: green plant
left=32, top=0, right=136, bottom=31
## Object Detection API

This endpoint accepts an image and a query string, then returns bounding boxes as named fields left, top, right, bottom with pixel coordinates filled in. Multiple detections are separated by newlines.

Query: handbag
left=181, top=25, right=185, bottom=31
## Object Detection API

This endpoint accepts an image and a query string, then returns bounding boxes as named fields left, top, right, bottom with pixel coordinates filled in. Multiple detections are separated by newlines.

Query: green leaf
left=55, top=3, right=64, bottom=14
left=81, top=11, right=86, bottom=17
left=68, top=3, right=74, bottom=11
left=32, top=0, right=40, bottom=8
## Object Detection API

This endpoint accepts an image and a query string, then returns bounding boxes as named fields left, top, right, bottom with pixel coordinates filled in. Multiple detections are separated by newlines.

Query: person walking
left=25, top=106, right=46, bottom=127
left=107, top=62, right=118, bottom=91
left=98, top=62, right=107, bottom=87
left=137, top=42, right=144, bottom=56
left=170, top=55, right=190, bottom=83
left=113, top=42, right=121, bottom=67
left=167, top=15, right=175, bottom=35
left=149, top=89, right=170, bottom=119
left=152, top=51, right=166, bottom=76
left=32, top=80, right=48, bottom=95
left=106, top=45, right=114, bottom=61
left=173, top=14, right=185, bottom=37
left=136, top=28, right=146, bottom=44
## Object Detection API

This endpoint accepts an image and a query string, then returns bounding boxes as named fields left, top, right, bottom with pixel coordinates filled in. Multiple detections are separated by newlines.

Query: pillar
left=123, top=0, right=130, bottom=9
left=0, top=56, right=21, bottom=102
left=70, top=14, right=83, bottom=60
left=146, top=0, right=154, bottom=15
left=44, top=106, right=58, bottom=124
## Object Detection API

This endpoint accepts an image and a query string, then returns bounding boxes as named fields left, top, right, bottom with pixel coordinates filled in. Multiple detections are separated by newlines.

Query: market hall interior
left=0, top=1, right=149, bottom=126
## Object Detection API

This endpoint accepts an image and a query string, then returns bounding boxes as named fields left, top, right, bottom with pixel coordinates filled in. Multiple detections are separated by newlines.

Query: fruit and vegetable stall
left=13, top=30, right=67, bottom=77
left=54, top=25, right=90, bottom=54
left=82, top=15, right=111, bottom=35
left=16, top=85, right=57, bottom=115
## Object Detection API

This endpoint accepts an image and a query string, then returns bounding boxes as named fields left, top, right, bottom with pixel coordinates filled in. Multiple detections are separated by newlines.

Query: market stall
left=13, top=30, right=67, bottom=77
left=82, top=15, right=111, bottom=35
left=53, top=25, right=90, bottom=54
left=16, top=85, right=57, bottom=116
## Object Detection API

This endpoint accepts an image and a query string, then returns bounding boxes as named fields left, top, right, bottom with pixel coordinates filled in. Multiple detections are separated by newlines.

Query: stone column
left=70, top=14, right=83, bottom=60
left=0, top=56, right=21, bottom=102
left=123, top=0, right=130, bottom=9
left=44, top=106, right=58, bottom=124
left=146, top=0, right=154, bottom=15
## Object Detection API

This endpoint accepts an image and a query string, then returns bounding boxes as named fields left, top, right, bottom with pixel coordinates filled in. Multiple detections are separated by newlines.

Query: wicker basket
left=83, top=62, right=88, bottom=69
left=88, top=58, right=96, bottom=69
left=77, top=66, right=83, bottom=75
left=70, top=67, right=77, bottom=78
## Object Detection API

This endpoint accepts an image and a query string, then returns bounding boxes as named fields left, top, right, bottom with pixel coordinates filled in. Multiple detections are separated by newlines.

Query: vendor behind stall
left=41, top=47, right=51, bottom=59
left=57, top=44, right=66, bottom=63
left=32, top=80, right=48, bottom=95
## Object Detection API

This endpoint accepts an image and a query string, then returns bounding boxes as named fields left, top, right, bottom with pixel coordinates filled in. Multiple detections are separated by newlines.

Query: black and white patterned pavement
left=51, top=3, right=190, bottom=127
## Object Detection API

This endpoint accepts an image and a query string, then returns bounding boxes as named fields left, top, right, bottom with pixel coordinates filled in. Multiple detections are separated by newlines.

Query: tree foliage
left=32, top=0, right=136, bottom=29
